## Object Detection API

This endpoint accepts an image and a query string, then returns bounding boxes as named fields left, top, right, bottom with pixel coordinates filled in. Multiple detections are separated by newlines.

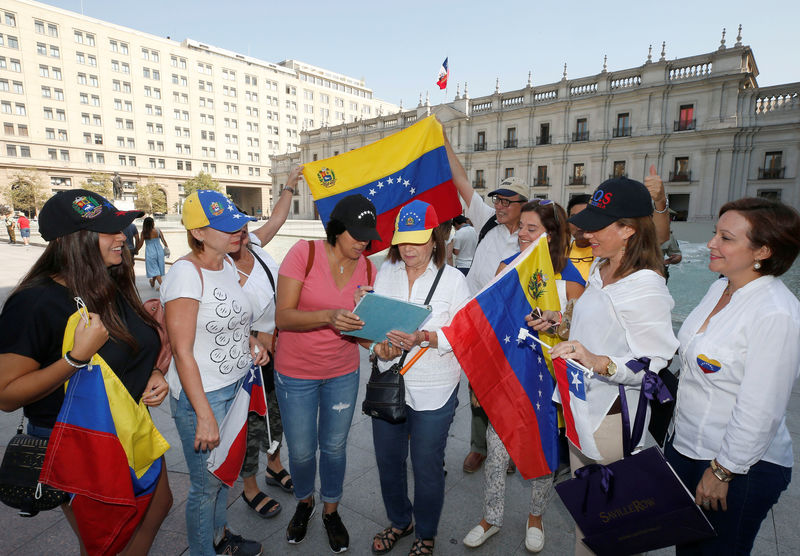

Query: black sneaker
left=286, top=499, right=316, bottom=544
left=322, top=510, right=349, bottom=553
left=214, top=528, right=262, bottom=556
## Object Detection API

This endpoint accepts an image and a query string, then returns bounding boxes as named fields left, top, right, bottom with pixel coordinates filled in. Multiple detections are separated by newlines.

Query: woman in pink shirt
left=275, top=194, right=379, bottom=553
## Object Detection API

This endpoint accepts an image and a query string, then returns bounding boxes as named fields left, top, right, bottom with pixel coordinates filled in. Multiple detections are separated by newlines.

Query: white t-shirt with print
left=161, top=258, right=253, bottom=397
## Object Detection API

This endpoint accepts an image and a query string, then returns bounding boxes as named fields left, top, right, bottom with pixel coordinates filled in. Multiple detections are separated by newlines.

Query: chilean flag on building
left=207, top=364, right=267, bottom=487
left=553, top=357, right=602, bottom=460
left=437, top=57, right=449, bottom=90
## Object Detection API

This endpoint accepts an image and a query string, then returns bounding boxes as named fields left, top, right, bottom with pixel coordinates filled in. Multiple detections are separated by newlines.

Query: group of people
left=2, top=210, right=31, bottom=246
left=0, top=124, right=799, bottom=556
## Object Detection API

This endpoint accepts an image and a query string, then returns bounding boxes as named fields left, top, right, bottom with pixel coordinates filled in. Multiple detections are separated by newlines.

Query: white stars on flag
left=387, top=177, right=394, bottom=185
left=503, top=335, right=511, bottom=344
left=377, top=181, right=384, bottom=188
left=403, top=179, right=410, bottom=187
left=369, top=188, right=376, bottom=196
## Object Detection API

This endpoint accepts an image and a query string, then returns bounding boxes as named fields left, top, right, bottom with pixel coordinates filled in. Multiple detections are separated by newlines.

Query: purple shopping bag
left=555, top=359, right=715, bottom=555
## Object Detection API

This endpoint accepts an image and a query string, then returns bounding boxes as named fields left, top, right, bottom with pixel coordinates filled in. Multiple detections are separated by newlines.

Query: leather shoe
left=507, top=460, right=516, bottom=475
left=525, top=523, right=544, bottom=553
left=462, top=452, right=486, bottom=473
left=463, top=524, right=500, bottom=548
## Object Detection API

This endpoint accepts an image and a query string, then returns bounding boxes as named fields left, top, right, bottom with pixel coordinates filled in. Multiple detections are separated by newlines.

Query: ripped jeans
left=274, top=368, right=359, bottom=503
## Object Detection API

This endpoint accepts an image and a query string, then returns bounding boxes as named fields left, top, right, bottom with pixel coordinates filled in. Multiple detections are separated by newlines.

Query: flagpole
left=517, top=328, right=595, bottom=376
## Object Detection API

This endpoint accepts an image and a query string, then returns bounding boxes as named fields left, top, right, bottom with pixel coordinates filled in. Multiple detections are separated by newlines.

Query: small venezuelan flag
left=302, top=115, right=462, bottom=254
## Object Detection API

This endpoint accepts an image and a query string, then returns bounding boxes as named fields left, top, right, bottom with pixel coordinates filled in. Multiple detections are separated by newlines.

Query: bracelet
left=281, top=185, right=296, bottom=195
left=710, top=459, right=733, bottom=483
left=64, top=351, right=90, bottom=368
left=652, top=197, right=670, bottom=214
left=556, top=312, right=563, bottom=326
left=368, top=342, right=377, bottom=356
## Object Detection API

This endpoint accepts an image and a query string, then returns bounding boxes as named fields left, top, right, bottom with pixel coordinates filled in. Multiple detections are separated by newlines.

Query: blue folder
left=348, top=293, right=432, bottom=343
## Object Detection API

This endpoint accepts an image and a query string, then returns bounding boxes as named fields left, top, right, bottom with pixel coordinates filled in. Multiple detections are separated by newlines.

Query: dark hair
left=520, top=200, right=570, bottom=274
left=387, top=222, right=448, bottom=269
left=612, top=216, right=664, bottom=278
left=719, top=197, right=800, bottom=276
left=567, top=194, right=592, bottom=215
left=325, top=217, right=372, bottom=251
left=142, top=216, right=155, bottom=239
left=13, top=230, right=157, bottom=349
left=453, top=214, right=467, bottom=225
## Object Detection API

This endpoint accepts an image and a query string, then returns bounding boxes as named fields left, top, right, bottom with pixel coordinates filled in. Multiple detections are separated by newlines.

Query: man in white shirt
left=444, top=132, right=529, bottom=473
left=452, top=215, right=478, bottom=275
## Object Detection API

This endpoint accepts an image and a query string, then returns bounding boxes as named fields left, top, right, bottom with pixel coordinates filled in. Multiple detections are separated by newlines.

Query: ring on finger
left=571, top=344, right=576, bottom=353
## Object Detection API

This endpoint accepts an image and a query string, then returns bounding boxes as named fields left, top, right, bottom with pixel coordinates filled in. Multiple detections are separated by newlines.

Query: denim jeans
left=171, top=380, right=240, bottom=556
left=372, top=386, right=459, bottom=540
left=665, top=438, right=791, bottom=555
left=274, top=369, right=359, bottom=503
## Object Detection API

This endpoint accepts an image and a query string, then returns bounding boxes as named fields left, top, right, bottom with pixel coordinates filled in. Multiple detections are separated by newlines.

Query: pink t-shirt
left=275, top=239, right=375, bottom=379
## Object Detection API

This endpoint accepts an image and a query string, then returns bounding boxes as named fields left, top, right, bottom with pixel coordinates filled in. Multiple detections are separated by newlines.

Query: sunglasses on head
left=533, top=198, right=559, bottom=227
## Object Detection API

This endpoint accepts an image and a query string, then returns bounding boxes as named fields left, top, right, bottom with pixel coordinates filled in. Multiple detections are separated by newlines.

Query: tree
left=182, top=172, right=223, bottom=196
left=4, top=168, right=49, bottom=216
left=82, top=172, right=114, bottom=199
left=135, top=179, right=168, bottom=214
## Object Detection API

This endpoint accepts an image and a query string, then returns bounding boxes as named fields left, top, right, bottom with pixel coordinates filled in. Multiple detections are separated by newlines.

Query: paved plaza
left=0, top=239, right=797, bottom=555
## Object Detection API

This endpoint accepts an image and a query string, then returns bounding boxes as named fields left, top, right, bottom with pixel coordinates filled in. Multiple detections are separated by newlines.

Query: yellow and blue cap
left=391, top=200, right=440, bottom=245
left=182, top=190, right=255, bottom=232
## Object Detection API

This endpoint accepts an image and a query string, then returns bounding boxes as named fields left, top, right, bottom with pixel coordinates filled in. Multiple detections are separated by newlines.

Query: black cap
left=38, top=189, right=144, bottom=241
left=568, top=177, right=653, bottom=232
left=329, top=194, right=381, bottom=242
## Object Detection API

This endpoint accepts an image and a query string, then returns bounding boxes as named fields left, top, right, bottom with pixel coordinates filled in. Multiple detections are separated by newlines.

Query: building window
left=537, top=123, right=551, bottom=145
left=504, top=128, right=517, bottom=149
left=570, top=163, right=586, bottom=185
left=573, top=119, right=589, bottom=142
left=759, top=151, right=784, bottom=179
left=504, top=168, right=515, bottom=179
left=60, top=149, right=69, bottom=161
left=35, top=20, right=44, bottom=34
left=611, top=161, right=626, bottom=179
left=614, top=113, right=631, bottom=137
left=675, top=104, right=695, bottom=131
left=48, top=148, right=57, bottom=160
left=757, top=189, right=781, bottom=201
left=670, top=157, right=690, bottom=182
left=475, top=131, right=486, bottom=152
left=535, top=166, right=548, bottom=186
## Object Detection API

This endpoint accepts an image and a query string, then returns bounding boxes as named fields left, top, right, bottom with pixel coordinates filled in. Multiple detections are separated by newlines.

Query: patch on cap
left=71, top=195, right=103, bottom=219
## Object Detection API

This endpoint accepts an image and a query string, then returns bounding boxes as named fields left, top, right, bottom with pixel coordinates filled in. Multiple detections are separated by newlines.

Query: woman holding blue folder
left=368, top=201, right=471, bottom=556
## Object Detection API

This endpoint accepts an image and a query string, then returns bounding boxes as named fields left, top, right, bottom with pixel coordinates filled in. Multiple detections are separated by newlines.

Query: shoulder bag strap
left=247, top=246, right=276, bottom=302
left=395, top=264, right=446, bottom=368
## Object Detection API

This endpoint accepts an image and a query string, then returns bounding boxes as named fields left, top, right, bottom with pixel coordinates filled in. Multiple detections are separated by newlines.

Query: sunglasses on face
left=492, top=196, right=526, bottom=208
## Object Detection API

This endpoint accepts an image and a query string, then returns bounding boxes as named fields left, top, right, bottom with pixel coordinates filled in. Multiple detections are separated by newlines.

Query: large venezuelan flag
left=40, top=311, right=169, bottom=556
left=443, top=236, right=562, bottom=480
left=302, top=115, right=462, bottom=254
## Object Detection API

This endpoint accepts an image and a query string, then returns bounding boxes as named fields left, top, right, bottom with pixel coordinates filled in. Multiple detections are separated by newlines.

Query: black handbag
left=362, top=265, right=445, bottom=424
left=0, top=416, right=69, bottom=517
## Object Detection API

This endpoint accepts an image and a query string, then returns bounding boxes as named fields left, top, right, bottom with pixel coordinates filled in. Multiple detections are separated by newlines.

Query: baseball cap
left=391, top=200, right=440, bottom=245
left=488, top=177, right=529, bottom=200
left=568, top=177, right=653, bottom=232
left=38, top=189, right=144, bottom=241
left=329, top=194, right=381, bottom=242
left=182, top=189, right=256, bottom=232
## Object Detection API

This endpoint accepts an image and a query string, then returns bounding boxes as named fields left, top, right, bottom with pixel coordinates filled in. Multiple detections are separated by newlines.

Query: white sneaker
left=525, top=523, right=545, bottom=553
left=463, top=524, right=500, bottom=548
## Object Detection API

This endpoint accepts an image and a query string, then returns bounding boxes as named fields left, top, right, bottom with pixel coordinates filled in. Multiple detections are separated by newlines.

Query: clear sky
left=38, top=0, right=800, bottom=107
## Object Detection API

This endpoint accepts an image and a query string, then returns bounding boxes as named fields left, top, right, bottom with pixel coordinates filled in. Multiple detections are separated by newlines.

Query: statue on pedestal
left=112, top=172, right=124, bottom=200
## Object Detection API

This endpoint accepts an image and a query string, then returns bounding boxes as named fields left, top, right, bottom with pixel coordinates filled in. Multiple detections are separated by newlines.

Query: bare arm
left=252, top=165, right=303, bottom=246
left=165, top=298, right=218, bottom=451
left=644, top=165, right=670, bottom=244
left=158, top=228, right=168, bottom=248
left=442, top=126, right=474, bottom=207
left=566, top=280, right=585, bottom=300
left=274, top=274, right=364, bottom=332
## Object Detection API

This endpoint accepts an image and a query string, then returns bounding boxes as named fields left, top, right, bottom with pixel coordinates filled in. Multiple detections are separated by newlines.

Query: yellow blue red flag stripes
left=40, top=311, right=169, bottom=556
left=302, top=115, right=462, bottom=254
left=443, top=236, right=562, bottom=480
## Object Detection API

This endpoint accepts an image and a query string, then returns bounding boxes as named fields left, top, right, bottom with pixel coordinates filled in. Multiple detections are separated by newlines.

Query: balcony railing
left=534, top=177, right=549, bottom=186
left=536, top=135, right=552, bottom=145
left=473, top=179, right=486, bottom=189
left=612, top=127, right=631, bottom=138
left=572, top=131, right=590, bottom=142
left=758, top=167, right=785, bottom=179
left=503, top=139, right=518, bottom=148
left=609, top=173, right=628, bottom=179
left=669, top=170, right=692, bottom=182
left=474, top=143, right=487, bottom=152
left=569, top=176, right=586, bottom=185
left=674, top=119, right=696, bottom=132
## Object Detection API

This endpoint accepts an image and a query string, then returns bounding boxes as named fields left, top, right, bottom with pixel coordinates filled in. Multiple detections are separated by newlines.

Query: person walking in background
left=16, top=212, right=30, bottom=247
left=666, top=198, right=800, bottom=555
left=661, top=231, right=682, bottom=283
left=452, top=214, right=478, bottom=275
left=136, top=217, right=168, bottom=289
left=4, top=212, right=16, bottom=244
left=566, top=195, right=594, bottom=281
left=123, top=221, right=140, bottom=257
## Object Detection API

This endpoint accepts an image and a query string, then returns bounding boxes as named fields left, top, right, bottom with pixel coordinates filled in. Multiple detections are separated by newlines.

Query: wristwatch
left=710, top=459, right=734, bottom=483
left=281, top=185, right=296, bottom=195
left=419, top=330, right=431, bottom=348
left=605, top=359, right=617, bottom=377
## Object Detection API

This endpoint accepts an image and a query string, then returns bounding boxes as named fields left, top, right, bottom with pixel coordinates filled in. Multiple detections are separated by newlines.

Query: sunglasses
left=570, top=255, right=594, bottom=263
left=492, top=196, right=527, bottom=208
left=532, top=198, right=559, bottom=228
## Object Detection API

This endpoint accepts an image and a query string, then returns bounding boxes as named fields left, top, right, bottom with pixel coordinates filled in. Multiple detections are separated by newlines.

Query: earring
left=753, top=260, right=761, bottom=270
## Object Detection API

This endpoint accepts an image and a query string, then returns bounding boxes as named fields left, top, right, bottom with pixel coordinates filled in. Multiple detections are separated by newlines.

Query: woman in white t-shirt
left=162, top=189, right=269, bottom=556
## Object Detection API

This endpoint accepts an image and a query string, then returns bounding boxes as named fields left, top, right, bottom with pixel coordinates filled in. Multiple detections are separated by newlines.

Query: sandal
left=408, top=538, right=434, bottom=555
left=372, top=523, right=414, bottom=555
left=266, top=467, right=294, bottom=493
left=241, top=491, right=281, bottom=519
